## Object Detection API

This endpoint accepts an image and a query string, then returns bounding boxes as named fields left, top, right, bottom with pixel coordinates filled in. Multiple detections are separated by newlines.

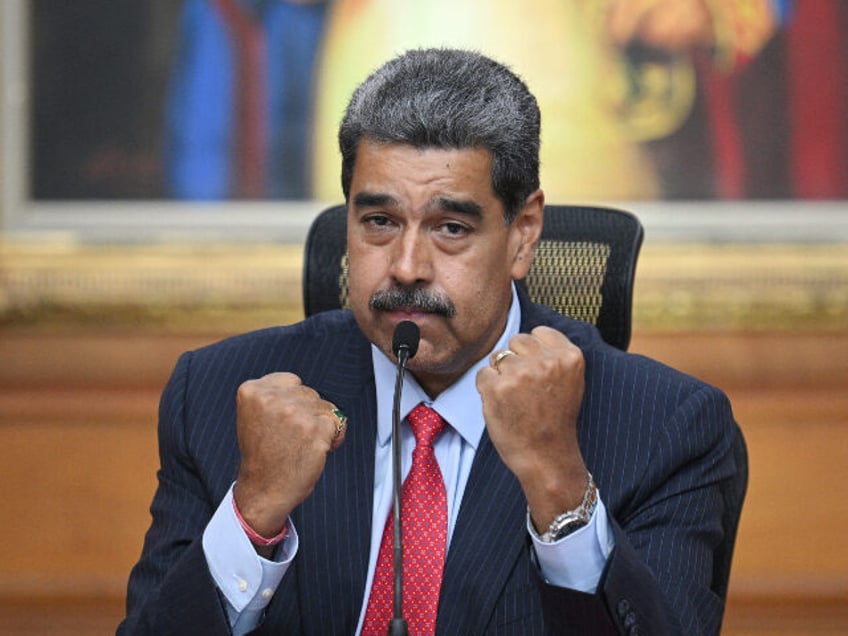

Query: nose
left=389, top=228, right=433, bottom=286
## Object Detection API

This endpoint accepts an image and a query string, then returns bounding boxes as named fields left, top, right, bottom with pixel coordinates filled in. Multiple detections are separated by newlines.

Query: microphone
left=392, top=320, right=420, bottom=363
left=389, top=320, right=419, bottom=636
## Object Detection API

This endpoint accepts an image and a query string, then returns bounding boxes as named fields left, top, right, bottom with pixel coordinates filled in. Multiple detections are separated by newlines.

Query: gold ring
left=491, top=349, right=516, bottom=372
left=331, top=408, right=347, bottom=438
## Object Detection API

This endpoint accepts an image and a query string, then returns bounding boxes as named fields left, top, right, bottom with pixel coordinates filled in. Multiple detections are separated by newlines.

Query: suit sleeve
left=117, top=352, right=233, bottom=636
left=536, top=383, right=740, bottom=636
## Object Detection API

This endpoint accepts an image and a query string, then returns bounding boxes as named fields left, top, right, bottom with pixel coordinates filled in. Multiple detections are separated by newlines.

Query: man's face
left=347, top=138, right=542, bottom=397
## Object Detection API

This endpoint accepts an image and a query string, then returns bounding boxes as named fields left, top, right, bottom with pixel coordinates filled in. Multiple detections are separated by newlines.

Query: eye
left=362, top=214, right=395, bottom=230
left=437, top=221, right=471, bottom=237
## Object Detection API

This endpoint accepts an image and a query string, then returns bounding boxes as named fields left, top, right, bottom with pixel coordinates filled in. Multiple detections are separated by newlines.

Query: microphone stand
left=389, top=343, right=410, bottom=636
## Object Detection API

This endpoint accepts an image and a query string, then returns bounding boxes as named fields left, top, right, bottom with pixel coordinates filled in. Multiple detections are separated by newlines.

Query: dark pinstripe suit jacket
left=119, top=292, right=739, bottom=635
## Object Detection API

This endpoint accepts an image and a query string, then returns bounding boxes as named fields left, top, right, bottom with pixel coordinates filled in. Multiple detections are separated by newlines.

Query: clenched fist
left=233, top=372, right=346, bottom=546
left=476, top=326, right=588, bottom=533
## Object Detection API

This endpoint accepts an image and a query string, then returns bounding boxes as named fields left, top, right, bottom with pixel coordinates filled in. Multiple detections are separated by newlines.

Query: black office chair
left=301, top=202, right=747, bottom=611
left=303, top=204, right=644, bottom=350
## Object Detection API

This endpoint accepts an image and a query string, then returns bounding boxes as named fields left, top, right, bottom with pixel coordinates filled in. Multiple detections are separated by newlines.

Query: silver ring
left=331, top=408, right=347, bottom=438
left=491, top=349, right=516, bottom=372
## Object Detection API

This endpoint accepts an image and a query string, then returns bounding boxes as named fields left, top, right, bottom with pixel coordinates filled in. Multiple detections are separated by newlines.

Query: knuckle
left=509, top=333, right=533, bottom=349
left=270, top=371, right=302, bottom=386
left=565, top=345, right=585, bottom=367
left=237, top=378, right=259, bottom=401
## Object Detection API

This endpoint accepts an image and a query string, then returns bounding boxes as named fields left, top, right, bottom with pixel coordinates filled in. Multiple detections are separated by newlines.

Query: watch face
left=554, top=519, right=586, bottom=540
left=549, top=514, right=586, bottom=540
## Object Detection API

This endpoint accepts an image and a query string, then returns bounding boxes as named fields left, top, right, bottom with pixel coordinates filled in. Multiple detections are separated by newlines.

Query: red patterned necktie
left=362, top=403, right=448, bottom=635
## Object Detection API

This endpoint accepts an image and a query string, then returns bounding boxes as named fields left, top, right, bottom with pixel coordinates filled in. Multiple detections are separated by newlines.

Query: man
left=120, top=48, right=741, bottom=635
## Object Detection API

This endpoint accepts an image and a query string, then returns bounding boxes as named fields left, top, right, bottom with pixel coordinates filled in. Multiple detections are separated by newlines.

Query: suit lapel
left=436, top=430, right=528, bottom=633
left=289, top=324, right=379, bottom=633
left=434, top=293, right=562, bottom=632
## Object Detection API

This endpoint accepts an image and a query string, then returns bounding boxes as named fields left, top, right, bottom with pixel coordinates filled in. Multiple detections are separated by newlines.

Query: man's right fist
left=233, top=372, right=346, bottom=539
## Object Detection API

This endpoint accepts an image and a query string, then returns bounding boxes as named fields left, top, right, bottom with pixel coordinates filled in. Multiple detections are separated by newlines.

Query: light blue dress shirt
left=203, top=284, right=614, bottom=635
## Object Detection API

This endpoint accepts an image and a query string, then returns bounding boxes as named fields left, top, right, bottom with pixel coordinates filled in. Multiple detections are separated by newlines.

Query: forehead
left=350, top=139, right=497, bottom=206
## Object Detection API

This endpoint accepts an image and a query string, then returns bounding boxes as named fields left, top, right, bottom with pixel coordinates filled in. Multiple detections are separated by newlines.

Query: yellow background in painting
left=310, top=0, right=664, bottom=203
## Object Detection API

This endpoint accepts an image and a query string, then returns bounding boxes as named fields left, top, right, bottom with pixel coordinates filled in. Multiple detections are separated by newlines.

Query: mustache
left=369, top=286, right=457, bottom=318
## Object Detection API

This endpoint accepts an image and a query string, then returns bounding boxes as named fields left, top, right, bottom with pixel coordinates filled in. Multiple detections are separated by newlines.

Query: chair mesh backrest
left=524, top=240, right=611, bottom=324
left=303, top=204, right=643, bottom=350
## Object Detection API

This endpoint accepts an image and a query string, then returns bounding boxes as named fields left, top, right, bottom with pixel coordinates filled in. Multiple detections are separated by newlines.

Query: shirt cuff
left=202, top=484, right=298, bottom=613
left=529, top=495, right=615, bottom=593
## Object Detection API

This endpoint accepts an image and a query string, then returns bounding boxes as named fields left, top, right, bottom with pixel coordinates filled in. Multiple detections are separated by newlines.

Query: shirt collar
left=372, top=283, right=522, bottom=449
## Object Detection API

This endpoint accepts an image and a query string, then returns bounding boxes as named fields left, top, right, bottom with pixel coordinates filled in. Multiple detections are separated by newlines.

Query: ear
left=508, top=189, right=544, bottom=280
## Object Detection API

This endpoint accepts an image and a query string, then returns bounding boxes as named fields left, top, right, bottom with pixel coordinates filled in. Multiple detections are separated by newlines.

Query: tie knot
left=407, top=403, right=446, bottom=447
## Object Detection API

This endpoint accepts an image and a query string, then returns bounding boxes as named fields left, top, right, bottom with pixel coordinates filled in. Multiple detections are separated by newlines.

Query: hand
left=476, top=327, right=587, bottom=532
left=606, top=0, right=715, bottom=52
left=232, top=372, right=346, bottom=541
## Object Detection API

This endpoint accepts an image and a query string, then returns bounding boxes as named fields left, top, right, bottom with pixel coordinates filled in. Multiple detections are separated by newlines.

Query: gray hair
left=338, top=48, right=540, bottom=223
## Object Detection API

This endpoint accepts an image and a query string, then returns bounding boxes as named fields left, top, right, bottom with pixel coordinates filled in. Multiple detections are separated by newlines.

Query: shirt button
left=236, top=577, right=248, bottom=593
left=261, top=588, right=273, bottom=600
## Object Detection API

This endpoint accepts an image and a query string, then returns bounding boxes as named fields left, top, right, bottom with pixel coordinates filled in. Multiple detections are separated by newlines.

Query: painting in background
left=29, top=0, right=847, bottom=203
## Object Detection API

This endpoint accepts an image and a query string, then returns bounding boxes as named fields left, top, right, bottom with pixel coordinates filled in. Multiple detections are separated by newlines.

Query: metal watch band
left=529, top=472, right=598, bottom=543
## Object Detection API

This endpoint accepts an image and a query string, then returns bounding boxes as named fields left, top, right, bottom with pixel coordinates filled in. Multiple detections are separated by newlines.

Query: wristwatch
left=529, top=473, right=598, bottom=543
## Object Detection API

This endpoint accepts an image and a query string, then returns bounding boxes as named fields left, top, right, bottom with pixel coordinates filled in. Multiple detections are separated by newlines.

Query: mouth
left=382, top=308, right=436, bottom=324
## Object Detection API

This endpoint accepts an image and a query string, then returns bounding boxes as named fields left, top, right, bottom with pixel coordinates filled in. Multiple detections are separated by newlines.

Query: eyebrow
left=352, top=192, right=398, bottom=209
left=431, top=196, right=483, bottom=219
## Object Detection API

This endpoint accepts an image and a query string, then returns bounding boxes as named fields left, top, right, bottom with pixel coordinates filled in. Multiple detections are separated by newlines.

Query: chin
left=406, top=343, right=458, bottom=375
